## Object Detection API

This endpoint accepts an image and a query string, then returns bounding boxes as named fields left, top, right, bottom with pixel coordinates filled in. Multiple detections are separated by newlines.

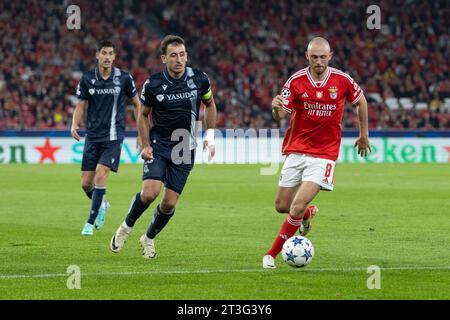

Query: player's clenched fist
left=271, top=95, right=284, bottom=111
left=141, top=145, right=154, bottom=161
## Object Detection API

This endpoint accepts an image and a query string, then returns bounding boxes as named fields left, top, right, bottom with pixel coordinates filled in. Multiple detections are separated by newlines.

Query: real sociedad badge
left=187, top=78, right=196, bottom=89
left=113, top=77, right=120, bottom=85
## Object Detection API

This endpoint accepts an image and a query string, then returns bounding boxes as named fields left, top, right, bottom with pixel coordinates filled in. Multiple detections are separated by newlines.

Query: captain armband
left=201, top=89, right=212, bottom=101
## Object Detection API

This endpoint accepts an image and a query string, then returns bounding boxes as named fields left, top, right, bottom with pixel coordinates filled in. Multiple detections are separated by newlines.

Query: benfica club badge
left=329, top=87, right=338, bottom=99
left=316, top=91, right=323, bottom=99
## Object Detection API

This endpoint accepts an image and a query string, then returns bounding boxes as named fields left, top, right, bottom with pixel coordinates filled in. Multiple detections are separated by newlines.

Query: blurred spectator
left=153, top=0, right=449, bottom=130
left=0, top=0, right=449, bottom=131
left=0, top=0, right=161, bottom=130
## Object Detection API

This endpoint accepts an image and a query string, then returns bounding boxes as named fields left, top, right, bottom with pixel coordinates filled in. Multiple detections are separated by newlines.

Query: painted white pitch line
left=0, top=266, right=449, bottom=280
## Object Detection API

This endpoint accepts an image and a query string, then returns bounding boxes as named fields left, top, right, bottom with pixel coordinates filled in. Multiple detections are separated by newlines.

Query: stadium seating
left=0, top=0, right=448, bottom=130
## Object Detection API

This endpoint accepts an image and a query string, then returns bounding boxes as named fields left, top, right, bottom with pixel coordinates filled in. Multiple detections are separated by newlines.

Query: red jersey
left=281, top=66, right=363, bottom=161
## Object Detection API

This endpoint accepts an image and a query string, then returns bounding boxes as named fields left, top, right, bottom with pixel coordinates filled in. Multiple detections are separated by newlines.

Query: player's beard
left=314, top=65, right=326, bottom=75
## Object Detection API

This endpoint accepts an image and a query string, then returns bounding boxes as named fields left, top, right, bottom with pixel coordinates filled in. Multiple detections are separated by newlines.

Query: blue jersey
left=140, top=67, right=212, bottom=151
left=76, top=67, right=137, bottom=142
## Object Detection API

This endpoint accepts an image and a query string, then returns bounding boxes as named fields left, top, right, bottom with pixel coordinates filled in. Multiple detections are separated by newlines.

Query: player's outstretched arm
left=70, top=100, right=87, bottom=141
left=130, top=95, right=142, bottom=150
left=271, top=95, right=287, bottom=121
left=353, top=94, right=372, bottom=157
left=138, top=105, right=153, bottom=161
left=202, top=96, right=217, bottom=161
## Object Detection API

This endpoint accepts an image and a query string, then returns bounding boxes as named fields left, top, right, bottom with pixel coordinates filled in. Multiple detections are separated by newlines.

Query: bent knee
left=275, top=200, right=290, bottom=213
left=140, top=190, right=160, bottom=204
left=160, top=201, right=176, bottom=213
left=81, top=181, right=93, bottom=192
left=160, top=196, right=178, bottom=213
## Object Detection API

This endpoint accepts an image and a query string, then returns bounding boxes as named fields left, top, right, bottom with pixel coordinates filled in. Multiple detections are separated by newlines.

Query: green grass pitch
left=0, top=163, right=449, bottom=299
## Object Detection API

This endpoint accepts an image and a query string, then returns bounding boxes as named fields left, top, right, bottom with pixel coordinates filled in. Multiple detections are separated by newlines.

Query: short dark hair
left=160, top=35, right=185, bottom=55
left=97, top=40, right=115, bottom=52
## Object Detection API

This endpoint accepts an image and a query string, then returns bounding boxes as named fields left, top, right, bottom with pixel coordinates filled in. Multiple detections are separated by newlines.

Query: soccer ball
left=281, top=235, right=314, bottom=268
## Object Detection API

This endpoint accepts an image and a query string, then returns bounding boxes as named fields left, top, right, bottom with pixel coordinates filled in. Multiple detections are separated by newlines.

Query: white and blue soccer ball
left=281, top=235, right=314, bottom=268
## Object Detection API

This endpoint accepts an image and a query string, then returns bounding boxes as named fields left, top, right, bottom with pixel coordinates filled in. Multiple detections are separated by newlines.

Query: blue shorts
left=142, top=151, right=194, bottom=194
left=81, top=139, right=123, bottom=173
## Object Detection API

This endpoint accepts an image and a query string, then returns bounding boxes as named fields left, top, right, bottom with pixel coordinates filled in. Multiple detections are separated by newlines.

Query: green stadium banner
left=0, top=137, right=449, bottom=164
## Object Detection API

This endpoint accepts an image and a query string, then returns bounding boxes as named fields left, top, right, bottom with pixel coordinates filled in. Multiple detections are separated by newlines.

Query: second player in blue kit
left=71, top=40, right=141, bottom=236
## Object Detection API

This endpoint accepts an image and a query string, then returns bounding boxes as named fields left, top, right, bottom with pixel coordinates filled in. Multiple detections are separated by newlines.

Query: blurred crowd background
left=0, top=0, right=449, bottom=131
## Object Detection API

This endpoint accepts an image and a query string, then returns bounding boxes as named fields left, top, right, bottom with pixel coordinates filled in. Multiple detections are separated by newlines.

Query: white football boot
left=110, top=222, right=132, bottom=253
left=262, top=255, right=276, bottom=269
left=139, top=234, right=157, bottom=259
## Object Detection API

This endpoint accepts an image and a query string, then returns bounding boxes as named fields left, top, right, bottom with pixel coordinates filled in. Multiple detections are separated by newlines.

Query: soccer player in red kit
left=262, top=37, right=372, bottom=268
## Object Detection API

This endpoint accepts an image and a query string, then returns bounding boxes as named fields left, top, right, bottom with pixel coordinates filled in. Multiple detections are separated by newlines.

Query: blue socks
left=125, top=193, right=150, bottom=227
left=123, top=193, right=175, bottom=239
left=87, top=186, right=106, bottom=224
left=85, top=186, right=94, bottom=200
left=146, top=205, right=175, bottom=239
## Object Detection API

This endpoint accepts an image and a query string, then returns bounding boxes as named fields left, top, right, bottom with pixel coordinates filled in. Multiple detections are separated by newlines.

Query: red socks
left=266, top=214, right=302, bottom=258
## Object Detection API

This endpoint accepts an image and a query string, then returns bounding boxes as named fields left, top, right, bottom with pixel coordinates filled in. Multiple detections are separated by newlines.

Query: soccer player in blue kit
left=110, top=35, right=217, bottom=259
left=71, top=40, right=141, bottom=236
